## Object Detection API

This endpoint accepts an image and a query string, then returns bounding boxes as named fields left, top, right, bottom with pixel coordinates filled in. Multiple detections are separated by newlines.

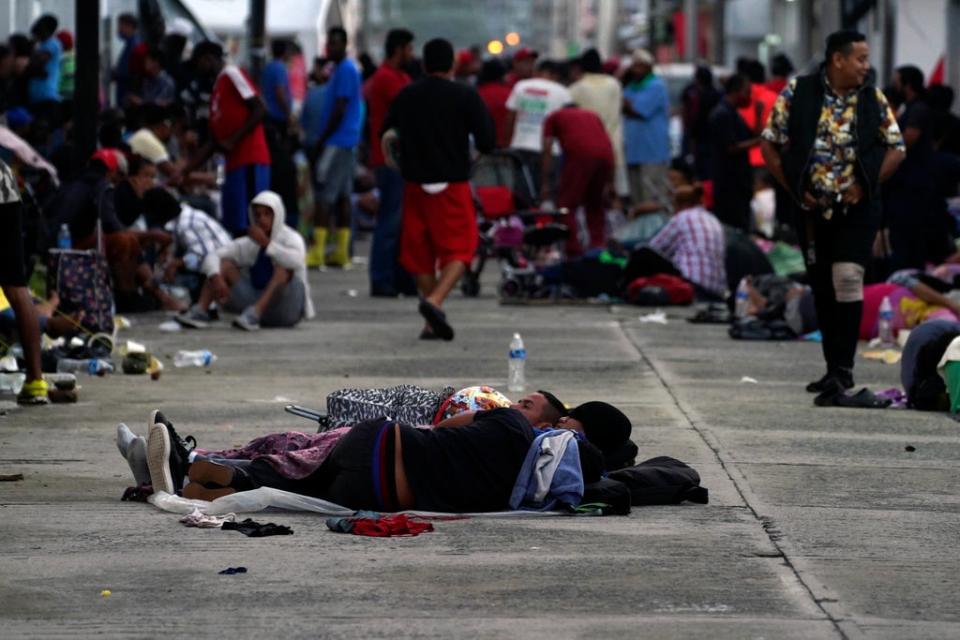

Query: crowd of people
left=2, top=12, right=960, bottom=418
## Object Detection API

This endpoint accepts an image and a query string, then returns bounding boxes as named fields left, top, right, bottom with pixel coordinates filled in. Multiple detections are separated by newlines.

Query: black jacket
left=781, top=71, right=885, bottom=218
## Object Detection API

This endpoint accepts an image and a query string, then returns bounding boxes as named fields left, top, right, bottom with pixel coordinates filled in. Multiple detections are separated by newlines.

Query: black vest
left=782, top=72, right=885, bottom=215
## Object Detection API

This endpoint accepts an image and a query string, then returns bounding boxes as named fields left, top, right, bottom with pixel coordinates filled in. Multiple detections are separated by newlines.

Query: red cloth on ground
left=351, top=514, right=434, bottom=537
left=399, top=181, right=478, bottom=274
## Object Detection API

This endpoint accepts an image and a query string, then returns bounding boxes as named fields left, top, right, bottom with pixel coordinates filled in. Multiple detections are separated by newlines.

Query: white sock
left=126, top=436, right=151, bottom=486
left=116, top=423, right=137, bottom=460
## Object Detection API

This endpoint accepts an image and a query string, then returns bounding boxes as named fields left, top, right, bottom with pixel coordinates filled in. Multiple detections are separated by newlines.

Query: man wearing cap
left=622, top=49, right=672, bottom=210
left=506, top=48, right=538, bottom=88
left=505, top=59, right=571, bottom=191
left=761, top=30, right=906, bottom=401
left=182, top=41, right=271, bottom=236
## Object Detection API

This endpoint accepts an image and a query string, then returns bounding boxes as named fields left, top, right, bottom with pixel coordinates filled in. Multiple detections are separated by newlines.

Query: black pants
left=264, top=120, right=300, bottom=228
left=225, top=419, right=389, bottom=510
left=797, top=203, right=877, bottom=373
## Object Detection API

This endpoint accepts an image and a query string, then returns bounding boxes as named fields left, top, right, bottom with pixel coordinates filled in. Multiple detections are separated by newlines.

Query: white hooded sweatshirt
left=211, top=190, right=315, bottom=319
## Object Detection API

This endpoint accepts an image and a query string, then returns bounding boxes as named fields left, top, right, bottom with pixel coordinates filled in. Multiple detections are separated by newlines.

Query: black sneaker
left=146, top=410, right=195, bottom=495
left=806, top=371, right=854, bottom=394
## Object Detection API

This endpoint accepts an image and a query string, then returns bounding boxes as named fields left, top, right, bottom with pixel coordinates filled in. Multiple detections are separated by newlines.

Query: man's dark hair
left=328, top=26, right=348, bottom=43
left=580, top=48, right=602, bottom=74
left=191, top=40, right=224, bottom=63
left=670, top=157, right=696, bottom=183
left=145, top=45, right=164, bottom=63
left=143, top=187, right=181, bottom=227
left=126, top=153, right=153, bottom=177
left=271, top=39, right=288, bottom=59
left=538, top=389, right=568, bottom=423
left=536, top=59, right=558, bottom=75
left=0, top=44, right=10, bottom=61
left=825, top=30, right=866, bottom=61
left=896, top=65, right=925, bottom=95
left=385, top=28, right=414, bottom=59
left=478, top=58, right=506, bottom=85
left=118, top=13, right=138, bottom=28
left=423, top=38, right=454, bottom=73
left=694, top=65, right=714, bottom=86
left=724, top=73, right=750, bottom=95
left=31, top=14, right=58, bottom=38
left=927, top=84, right=955, bottom=111
left=140, top=102, right=170, bottom=127
left=8, top=34, right=32, bottom=57
left=770, top=53, right=794, bottom=78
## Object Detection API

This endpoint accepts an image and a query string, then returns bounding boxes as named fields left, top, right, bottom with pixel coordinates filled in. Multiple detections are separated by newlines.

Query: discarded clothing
left=222, top=518, right=294, bottom=537
left=180, top=508, right=237, bottom=529
left=509, top=429, right=583, bottom=511
left=874, top=388, right=908, bottom=409
left=325, top=513, right=435, bottom=537
left=218, top=566, right=248, bottom=575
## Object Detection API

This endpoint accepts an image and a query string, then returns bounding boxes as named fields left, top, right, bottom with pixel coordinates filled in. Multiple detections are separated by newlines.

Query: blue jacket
left=509, top=429, right=584, bottom=511
left=623, top=74, right=671, bottom=165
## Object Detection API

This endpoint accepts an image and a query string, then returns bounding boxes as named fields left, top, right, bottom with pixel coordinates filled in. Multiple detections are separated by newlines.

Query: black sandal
left=418, top=300, right=454, bottom=341
left=815, top=386, right=891, bottom=409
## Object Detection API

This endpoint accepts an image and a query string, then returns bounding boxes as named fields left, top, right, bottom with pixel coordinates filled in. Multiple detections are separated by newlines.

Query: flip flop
left=418, top=300, right=454, bottom=341
left=815, top=385, right=891, bottom=409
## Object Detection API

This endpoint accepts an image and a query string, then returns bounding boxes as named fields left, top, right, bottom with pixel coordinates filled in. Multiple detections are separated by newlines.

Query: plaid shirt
left=166, top=204, right=232, bottom=276
left=762, top=75, right=904, bottom=217
left=648, top=205, right=727, bottom=295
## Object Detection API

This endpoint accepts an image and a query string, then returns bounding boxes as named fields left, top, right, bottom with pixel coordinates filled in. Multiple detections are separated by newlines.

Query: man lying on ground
left=144, top=408, right=604, bottom=513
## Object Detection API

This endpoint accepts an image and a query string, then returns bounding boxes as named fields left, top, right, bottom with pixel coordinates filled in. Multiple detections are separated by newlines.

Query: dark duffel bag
left=608, top=456, right=708, bottom=506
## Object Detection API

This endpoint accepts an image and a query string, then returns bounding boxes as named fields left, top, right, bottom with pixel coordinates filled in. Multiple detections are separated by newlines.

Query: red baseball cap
left=513, top=47, right=539, bottom=62
left=90, top=148, right=127, bottom=175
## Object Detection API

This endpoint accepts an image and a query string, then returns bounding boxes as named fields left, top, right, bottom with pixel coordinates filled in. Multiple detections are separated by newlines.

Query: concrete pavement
left=2, top=256, right=959, bottom=639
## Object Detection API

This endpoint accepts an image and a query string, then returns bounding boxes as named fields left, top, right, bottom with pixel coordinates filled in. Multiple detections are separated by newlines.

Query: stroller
left=462, top=150, right=568, bottom=299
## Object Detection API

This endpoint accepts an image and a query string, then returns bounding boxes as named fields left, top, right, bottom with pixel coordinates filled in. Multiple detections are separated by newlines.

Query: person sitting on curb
left=175, top=190, right=314, bottom=331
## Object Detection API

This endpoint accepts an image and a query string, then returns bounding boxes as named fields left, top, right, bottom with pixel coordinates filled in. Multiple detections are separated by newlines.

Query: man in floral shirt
left=761, top=30, right=905, bottom=404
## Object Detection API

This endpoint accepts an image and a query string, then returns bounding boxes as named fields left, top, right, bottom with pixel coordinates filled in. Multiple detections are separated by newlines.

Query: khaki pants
left=627, top=162, right=671, bottom=207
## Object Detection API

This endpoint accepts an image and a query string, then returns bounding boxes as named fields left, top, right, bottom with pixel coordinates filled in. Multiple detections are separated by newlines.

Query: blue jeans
left=368, top=166, right=414, bottom=294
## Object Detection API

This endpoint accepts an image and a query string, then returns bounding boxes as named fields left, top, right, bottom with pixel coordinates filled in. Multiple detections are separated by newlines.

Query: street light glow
left=505, top=32, right=520, bottom=46
left=487, top=39, right=504, bottom=55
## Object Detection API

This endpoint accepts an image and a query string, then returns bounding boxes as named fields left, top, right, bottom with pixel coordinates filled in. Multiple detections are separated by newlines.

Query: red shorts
left=398, top=181, right=478, bottom=275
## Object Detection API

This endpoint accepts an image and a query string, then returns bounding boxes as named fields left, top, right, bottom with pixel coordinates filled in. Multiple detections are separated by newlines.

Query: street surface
left=2, top=252, right=959, bottom=639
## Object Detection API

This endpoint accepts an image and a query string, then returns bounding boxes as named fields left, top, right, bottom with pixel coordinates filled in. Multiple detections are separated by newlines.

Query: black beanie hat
left=568, top=401, right=632, bottom=454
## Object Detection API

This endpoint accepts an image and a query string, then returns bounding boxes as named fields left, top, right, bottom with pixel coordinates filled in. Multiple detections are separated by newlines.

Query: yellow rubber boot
left=307, top=228, right=327, bottom=268
left=326, top=228, right=351, bottom=268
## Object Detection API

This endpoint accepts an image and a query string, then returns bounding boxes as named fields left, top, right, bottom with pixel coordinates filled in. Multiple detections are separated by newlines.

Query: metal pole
left=685, top=0, right=698, bottom=61
left=249, top=0, right=267, bottom=80
left=74, top=0, right=98, bottom=160
left=713, top=0, right=725, bottom=65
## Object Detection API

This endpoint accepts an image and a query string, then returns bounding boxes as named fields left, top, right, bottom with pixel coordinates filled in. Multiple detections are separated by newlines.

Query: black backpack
left=581, top=478, right=632, bottom=515
left=608, top=456, right=709, bottom=506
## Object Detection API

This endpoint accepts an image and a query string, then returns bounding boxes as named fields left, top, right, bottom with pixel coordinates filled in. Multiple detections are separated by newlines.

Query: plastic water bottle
left=0, top=372, right=26, bottom=395
left=173, top=350, right=217, bottom=368
left=56, top=358, right=115, bottom=375
left=734, top=278, right=750, bottom=319
left=57, top=224, right=72, bottom=249
left=878, top=295, right=894, bottom=345
left=508, top=333, right=526, bottom=392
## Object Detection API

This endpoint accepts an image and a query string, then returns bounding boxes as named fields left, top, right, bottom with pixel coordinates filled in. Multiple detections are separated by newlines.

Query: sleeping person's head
left=558, top=401, right=632, bottom=457
left=511, top=390, right=567, bottom=426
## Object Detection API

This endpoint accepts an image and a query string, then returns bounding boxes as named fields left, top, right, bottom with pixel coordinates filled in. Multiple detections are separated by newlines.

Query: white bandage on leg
left=832, top=262, right=865, bottom=303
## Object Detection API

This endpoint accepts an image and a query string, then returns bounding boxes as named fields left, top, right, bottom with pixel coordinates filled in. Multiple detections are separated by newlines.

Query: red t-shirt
left=477, top=82, right=512, bottom=148
left=542, top=106, right=613, bottom=163
left=365, top=63, right=411, bottom=168
left=738, top=83, right=777, bottom=167
left=209, top=65, right=271, bottom=171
